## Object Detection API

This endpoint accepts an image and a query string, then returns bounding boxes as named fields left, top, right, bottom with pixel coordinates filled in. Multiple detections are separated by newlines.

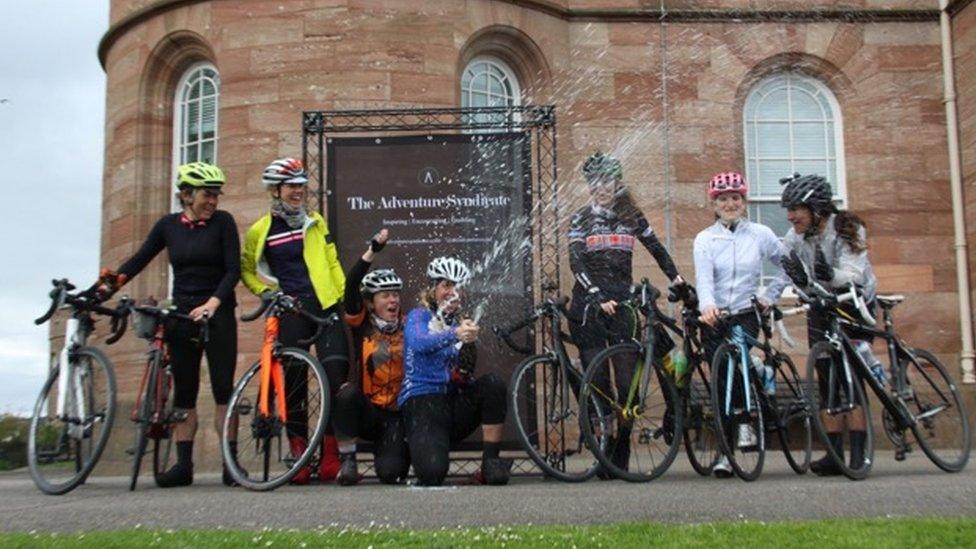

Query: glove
left=369, top=233, right=386, bottom=253
left=260, top=289, right=275, bottom=302
left=96, top=268, right=127, bottom=299
left=814, top=246, right=833, bottom=282
left=780, top=251, right=809, bottom=287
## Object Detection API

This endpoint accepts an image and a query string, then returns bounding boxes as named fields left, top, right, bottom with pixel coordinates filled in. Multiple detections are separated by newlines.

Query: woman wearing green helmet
left=97, top=161, right=242, bottom=488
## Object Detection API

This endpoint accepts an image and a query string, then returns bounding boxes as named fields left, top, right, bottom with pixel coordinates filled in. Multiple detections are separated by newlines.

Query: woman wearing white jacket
left=692, top=172, right=786, bottom=477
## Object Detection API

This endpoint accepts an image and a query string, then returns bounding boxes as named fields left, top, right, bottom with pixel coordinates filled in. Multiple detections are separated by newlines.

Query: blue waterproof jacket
left=398, top=307, right=459, bottom=407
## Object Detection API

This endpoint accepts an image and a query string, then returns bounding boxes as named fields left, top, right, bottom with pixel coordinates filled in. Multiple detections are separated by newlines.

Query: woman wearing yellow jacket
left=241, top=157, right=348, bottom=484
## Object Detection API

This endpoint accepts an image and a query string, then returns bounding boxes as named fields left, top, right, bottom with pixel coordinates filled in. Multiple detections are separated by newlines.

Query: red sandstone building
left=92, top=0, right=976, bottom=467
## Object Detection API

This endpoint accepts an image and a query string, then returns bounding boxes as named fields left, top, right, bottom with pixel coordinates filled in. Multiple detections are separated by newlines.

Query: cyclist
left=768, top=173, right=878, bottom=476
left=567, top=151, right=685, bottom=474
left=399, top=256, right=511, bottom=486
left=332, top=228, right=410, bottom=485
left=693, top=171, right=786, bottom=478
left=98, top=162, right=241, bottom=487
left=241, top=157, right=349, bottom=484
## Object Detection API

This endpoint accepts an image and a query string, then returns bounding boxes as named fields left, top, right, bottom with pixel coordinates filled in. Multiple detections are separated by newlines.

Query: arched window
left=461, top=56, right=521, bottom=128
left=743, top=72, right=846, bottom=237
left=173, top=62, right=219, bottom=170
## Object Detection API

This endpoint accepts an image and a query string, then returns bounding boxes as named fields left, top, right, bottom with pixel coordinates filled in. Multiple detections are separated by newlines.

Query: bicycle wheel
left=710, top=343, right=765, bottom=481
left=683, top=366, right=719, bottom=476
left=152, top=367, right=177, bottom=478
left=804, top=341, right=874, bottom=480
left=129, top=360, right=157, bottom=491
left=771, top=352, right=812, bottom=475
left=579, top=343, right=683, bottom=483
left=903, top=348, right=971, bottom=472
left=27, top=347, right=117, bottom=495
left=510, top=355, right=604, bottom=482
left=222, top=348, right=330, bottom=491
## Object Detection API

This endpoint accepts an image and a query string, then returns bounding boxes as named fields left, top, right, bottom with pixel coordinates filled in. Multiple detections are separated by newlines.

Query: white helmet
left=427, top=256, right=471, bottom=286
left=360, top=268, right=403, bottom=296
left=262, top=157, right=308, bottom=187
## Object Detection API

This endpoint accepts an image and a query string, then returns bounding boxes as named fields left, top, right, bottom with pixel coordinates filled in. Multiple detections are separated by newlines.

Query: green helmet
left=176, top=162, right=225, bottom=192
left=582, top=151, right=623, bottom=184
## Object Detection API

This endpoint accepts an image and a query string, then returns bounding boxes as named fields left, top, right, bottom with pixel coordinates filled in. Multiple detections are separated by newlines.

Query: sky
left=0, top=2, right=108, bottom=415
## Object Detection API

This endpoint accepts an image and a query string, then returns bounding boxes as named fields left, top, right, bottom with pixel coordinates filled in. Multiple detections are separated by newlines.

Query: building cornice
left=946, top=0, right=976, bottom=16
left=98, top=0, right=941, bottom=69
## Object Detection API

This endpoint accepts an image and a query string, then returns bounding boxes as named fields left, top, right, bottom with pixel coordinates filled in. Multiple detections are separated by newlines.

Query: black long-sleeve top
left=567, top=205, right=678, bottom=300
left=118, top=211, right=241, bottom=307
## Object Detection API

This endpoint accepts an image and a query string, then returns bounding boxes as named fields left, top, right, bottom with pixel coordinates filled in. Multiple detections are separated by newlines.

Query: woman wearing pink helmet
left=692, top=171, right=787, bottom=477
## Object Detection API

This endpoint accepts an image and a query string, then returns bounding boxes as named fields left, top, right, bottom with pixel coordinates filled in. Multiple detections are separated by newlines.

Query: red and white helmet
left=262, top=158, right=308, bottom=187
left=708, top=172, right=748, bottom=200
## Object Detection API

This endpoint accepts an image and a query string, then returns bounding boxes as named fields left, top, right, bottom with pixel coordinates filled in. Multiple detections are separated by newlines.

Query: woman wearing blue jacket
left=399, top=256, right=511, bottom=486
left=693, top=172, right=786, bottom=477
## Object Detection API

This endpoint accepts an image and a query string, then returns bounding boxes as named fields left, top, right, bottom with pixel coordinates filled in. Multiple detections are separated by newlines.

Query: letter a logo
left=419, top=167, right=440, bottom=188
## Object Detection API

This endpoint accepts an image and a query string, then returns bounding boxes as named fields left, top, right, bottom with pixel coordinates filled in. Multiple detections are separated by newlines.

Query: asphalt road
left=2, top=452, right=974, bottom=533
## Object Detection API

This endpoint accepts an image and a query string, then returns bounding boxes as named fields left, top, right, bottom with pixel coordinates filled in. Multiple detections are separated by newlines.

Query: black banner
left=327, top=132, right=534, bottom=448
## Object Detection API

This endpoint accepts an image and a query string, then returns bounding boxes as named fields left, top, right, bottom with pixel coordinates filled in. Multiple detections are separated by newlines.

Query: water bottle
left=670, top=350, right=689, bottom=389
left=751, top=355, right=776, bottom=396
left=854, top=340, right=886, bottom=386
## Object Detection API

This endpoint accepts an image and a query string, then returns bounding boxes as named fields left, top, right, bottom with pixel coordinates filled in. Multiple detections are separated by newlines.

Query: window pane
left=791, top=90, right=825, bottom=120
left=757, top=160, right=791, bottom=196
left=749, top=202, right=791, bottom=237
left=188, top=77, right=201, bottom=100
left=201, top=141, right=214, bottom=164
left=756, top=122, right=790, bottom=158
left=756, top=89, right=789, bottom=119
left=187, top=100, right=200, bottom=141
left=489, top=75, right=504, bottom=97
left=202, top=79, right=216, bottom=98
left=793, top=122, right=827, bottom=157
left=793, top=160, right=830, bottom=180
left=201, top=98, right=216, bottom=140
left=471, top=91, right=488, bottom=108
left=186, top=145, right=198, bottom=163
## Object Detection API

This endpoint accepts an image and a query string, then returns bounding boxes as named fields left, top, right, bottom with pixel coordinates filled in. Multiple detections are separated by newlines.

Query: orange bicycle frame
left=258, top=315, right=288, bottom=422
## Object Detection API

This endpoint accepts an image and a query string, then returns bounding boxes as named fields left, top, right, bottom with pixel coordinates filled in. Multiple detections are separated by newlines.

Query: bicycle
left=664, top=283, right=720, bottom=476
left=221, top=291, right=337, bottom=491
left=577, top=278, right=685, bottom=482
left=27, top=279, right=126, bottom=495
left=125, top=301, right=208, bottom=491
left=709, top=297, right=812, bottom=481
left=796, top=281, right=971, bottom=479
left=494, top=287, right=608, bottom=482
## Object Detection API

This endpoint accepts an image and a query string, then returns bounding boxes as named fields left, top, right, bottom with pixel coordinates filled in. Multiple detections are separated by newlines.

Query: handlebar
left=492, top=295, right=570, bottom=355
left=242, top=291, right=338, bottom=346
left=36, top=279, right=130, bottom=344
left=795, top=281, right=876, bottom=327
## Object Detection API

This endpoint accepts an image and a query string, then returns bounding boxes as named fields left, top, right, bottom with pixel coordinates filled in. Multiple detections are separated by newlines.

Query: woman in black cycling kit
left=567, top=151, right=685, bottom=475
left=99, top=162, right=241, bottom=487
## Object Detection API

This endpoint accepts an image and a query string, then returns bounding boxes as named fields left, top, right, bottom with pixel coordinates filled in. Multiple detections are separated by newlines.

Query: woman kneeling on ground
left=399, top=256, right=511, bottom=486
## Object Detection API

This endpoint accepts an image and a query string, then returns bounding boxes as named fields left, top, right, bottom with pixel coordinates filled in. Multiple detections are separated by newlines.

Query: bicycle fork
left=258, top=316, right=288, bottom=423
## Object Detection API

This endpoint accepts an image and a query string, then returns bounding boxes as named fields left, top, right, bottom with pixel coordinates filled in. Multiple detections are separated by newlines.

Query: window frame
left=460, top=55, right=522, bottom=131
left=171, top=61, right=220, bottom=211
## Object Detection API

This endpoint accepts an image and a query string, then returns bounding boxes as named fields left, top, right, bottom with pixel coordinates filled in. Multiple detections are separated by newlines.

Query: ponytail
left=834, top=211, right=867, bottom=254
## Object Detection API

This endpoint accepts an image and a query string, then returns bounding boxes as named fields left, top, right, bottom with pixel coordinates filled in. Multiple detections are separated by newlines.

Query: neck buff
left=271, top=199, right=308, bottom=229
left=371, top=313, right=401, bottom=334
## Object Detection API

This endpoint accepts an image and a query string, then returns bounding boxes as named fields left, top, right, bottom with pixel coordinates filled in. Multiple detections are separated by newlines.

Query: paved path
left=2, top=452, right=974, bottom=533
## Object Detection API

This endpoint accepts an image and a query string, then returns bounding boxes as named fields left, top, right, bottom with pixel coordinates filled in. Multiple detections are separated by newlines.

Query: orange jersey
left=345, top=308, right=404, bottom=411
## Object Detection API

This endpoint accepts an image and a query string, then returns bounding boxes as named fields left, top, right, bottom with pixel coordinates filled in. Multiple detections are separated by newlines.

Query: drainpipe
left=939, top=0, right=975, bottom=383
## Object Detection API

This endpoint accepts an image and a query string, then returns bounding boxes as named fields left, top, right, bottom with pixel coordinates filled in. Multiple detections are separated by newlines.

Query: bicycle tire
left=710, top=343, right=765, bottom=481
left=579, top=342, right=683, bottom=483
left=152, top=367, right=176, bottom=478
left=27, top=347, right=117, bottom=495
left=804, top=341, right=874, bottom=480
left=222, top=348, right=330, bottom=491
left=510, top=355, right=603, bottom=482
left=129, top=359, right=157, bottom=491
left=903, top=348, right=971, bottom=472
left=683, top=369, right=719, bottom=476
left=771, top=352, right=812, bottom=475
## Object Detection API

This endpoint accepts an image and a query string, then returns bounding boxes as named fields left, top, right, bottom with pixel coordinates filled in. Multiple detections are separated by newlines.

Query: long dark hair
left=834, top=211, right=867, bottom=253
left=613, top=187, right=643, bottom=226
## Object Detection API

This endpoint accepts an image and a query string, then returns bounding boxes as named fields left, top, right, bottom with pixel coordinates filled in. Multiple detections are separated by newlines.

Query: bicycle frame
left=258, top=315, right=289, bottom=422
left=55, top=314, right=94, bottom=437
left=722, top=324, right=761, bottom=417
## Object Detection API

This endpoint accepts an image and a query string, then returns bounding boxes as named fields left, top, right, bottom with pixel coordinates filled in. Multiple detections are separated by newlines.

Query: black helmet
left=779, top=173, right=834, bottom=215
left=582, top=151, right=623, bottom=184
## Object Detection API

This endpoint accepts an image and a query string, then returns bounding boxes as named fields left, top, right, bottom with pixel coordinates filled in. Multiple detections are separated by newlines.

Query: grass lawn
left=0, top=517, right=972, bottom=547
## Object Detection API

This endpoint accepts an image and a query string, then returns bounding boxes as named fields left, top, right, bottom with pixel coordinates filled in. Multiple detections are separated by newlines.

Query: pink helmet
left=708, top=172, right=748, bottom=200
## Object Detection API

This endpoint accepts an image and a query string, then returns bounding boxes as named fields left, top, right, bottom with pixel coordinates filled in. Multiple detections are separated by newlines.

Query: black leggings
left=278, top=301, right=349, bottom=438
left=808, top=303, right=875, bottom=410
left=402, top=373, right=507, bottom=486
left=168, top=302, right=237, bottom=409
left=333, top=384, right=409, bottom=484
